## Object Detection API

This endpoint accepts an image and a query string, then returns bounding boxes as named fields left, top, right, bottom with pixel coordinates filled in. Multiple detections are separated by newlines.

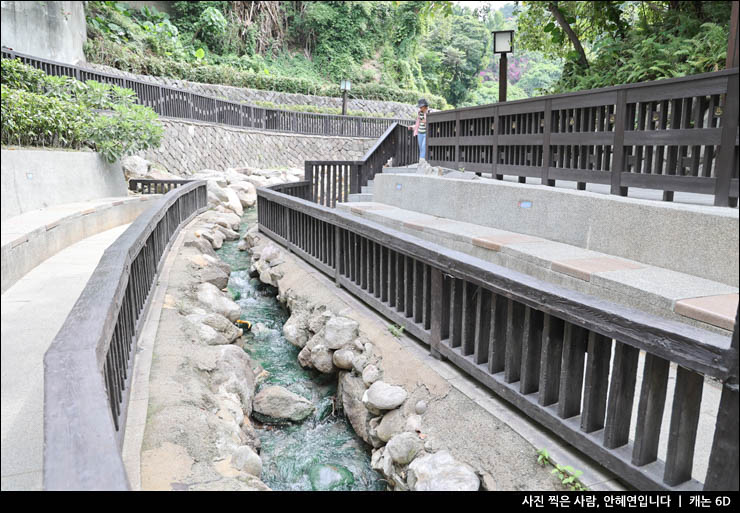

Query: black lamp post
left=340, top=79, right=352, bottom=116
left=493, top=30, right=514, bottom=103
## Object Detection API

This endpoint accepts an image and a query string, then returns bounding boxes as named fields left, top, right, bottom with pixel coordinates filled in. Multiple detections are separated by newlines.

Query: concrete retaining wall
left=144, top=119, right=375, bottom=175
left=1, top=197, right=159, bottom=293
left=373, top=174, right=740, bottom=287
left=1, top=1, right=86, bottom=65
left=1, top=149, right=128, bottom=223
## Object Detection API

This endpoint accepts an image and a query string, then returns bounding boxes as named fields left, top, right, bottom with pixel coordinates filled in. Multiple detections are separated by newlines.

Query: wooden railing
left=304, top=122, right=416, bottom=207
left=426, top=68, right=740, bottom=207
left=1, top=48, right=411, bottom=139
left=43, top=181, right=208, bottom=490
left=129, top=178, right=194, bottom=194
left=256, top=183, right=739, bottom=491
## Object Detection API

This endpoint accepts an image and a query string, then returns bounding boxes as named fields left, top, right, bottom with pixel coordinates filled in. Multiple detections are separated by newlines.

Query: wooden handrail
left=256, top=182, right=739, bottom=491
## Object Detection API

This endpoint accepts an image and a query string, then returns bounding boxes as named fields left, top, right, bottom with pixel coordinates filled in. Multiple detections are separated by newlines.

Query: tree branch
left=547, top=1, right=589, bottom=69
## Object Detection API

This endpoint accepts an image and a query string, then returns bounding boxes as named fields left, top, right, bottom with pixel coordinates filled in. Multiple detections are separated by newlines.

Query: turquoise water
left=216, top=209, right=385, bottom=491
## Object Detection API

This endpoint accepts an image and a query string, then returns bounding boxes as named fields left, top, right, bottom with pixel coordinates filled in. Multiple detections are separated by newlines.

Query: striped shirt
left=418, top=110, right=427, bottom=134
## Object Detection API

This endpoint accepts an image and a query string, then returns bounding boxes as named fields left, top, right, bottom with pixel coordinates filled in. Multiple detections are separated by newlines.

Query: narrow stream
left=216, top=208, right=385, bottom=491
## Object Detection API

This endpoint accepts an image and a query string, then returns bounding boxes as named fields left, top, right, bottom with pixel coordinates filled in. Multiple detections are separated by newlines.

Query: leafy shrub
left=1, top=60, right=162, bottom=162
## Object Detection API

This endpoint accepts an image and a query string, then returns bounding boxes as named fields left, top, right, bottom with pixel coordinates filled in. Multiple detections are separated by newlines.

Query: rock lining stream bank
left=138, top=163, right=564, bottom=491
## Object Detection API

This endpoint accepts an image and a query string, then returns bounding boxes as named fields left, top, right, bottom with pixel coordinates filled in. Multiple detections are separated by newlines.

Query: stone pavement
left=0, top=224, right=130, bottom=491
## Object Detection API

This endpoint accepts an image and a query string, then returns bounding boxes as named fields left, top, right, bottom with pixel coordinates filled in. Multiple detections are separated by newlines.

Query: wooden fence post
left=713, top=73, right=739, bottom=207
left=492, top=106, right=500, bottom=179
left=704, top=307, right=739, bottom=490
left=610, top=89, right=628, bottom=196
left=542, top=99, right=553, bottom=186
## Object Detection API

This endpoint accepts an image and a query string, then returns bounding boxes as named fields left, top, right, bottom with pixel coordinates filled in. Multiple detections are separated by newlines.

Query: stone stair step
left=348, top=193, right=374, bottom=202
left=382, top=166, right=418, bottom=174
left=361, top=185, right=374, bottom=193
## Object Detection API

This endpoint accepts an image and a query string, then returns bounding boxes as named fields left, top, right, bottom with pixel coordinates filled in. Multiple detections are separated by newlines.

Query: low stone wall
left=83, top=63, right=417, bottom=119
left=373, top=174, right=740, bottom=287
left=1, top=148, right=127, bottom=222
left=144, top=119, right=375, bottom=175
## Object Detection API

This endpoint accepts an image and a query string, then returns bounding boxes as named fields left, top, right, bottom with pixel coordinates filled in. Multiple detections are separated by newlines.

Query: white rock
left=310, top=344, right=335, bottom=374
left=223, top=186, right=244, bottom=216
left=362, top=364, right=381, bottom=386
left=231, top=445, right=262, bottom=477
left=332, top=349, right=355, bottom=370
left=415, top=400, right=428, bottom=415
left=386, top=432, right=424, bottom=465
left=323, top=317, right=359, bottom=350
left=196, top=283, right=240, bottom=322
left=362, top=381, right=407, bottom=411
left=253, top=385, right=315, bottom=422
left=405, top=414, right=422, bottom=433
left=407, top=451, right=480, bottom=491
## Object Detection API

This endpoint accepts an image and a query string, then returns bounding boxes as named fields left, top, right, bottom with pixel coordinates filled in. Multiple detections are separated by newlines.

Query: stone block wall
left=144, top=119, right=376, bottom=175
left=83, top=63, right=417, bottom=119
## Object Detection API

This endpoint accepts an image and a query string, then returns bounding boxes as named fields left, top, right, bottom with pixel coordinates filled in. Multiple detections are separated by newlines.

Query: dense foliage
left=1, top=59, right=162, bottom=162
left=515, top=1, right=732, bottom=93
left=81, top=1, right=732, bottom=109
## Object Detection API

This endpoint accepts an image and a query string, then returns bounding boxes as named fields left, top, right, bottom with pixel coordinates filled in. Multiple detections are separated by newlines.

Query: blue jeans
left=417, top=132, right=427, bottom=160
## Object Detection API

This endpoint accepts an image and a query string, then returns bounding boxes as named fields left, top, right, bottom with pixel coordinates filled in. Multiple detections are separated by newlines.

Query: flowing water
left=216, top=208, right=385, bottom=491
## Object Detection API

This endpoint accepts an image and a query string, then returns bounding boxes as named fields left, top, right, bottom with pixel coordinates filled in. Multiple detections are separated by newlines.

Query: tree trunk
left=547, top=2, right=589, bottom=69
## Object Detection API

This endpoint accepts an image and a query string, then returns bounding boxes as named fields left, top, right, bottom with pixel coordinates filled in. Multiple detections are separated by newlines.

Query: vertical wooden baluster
left=360, top=237, right=367, bottom=289
left=474, top=288, right=491, bottom=365
left=664, top=366, right=704, bottom=486
left=632, top=353, right=670, bottom=466
left=449, top=278, right=463, bottom=347
left=367, top=240, right=375, bottom=295
left=504, top=300, right=526, bottom=383
left=488, top=293, right=507, bottom=374
left=604, top=342, right=640, bottom=448
left=581, top=332, right=613, bottom=433
left=520, top=309, right=544, bottom=395
left=382, top=248, right=390, bottom=304
left=388, top=250, right=396, bottom=308
left=461, top=282, right=477, bottom=356
left=538, top=315, right=564, bottom=406
left=414, top=260, right=424, bottom=324
left=424, top=265, right=431, bottom=330
left=405, top=256, right=414, bottom=318
left=396, top=253, right=405, bottom=312
left=558, top=323, right=588, bottom=419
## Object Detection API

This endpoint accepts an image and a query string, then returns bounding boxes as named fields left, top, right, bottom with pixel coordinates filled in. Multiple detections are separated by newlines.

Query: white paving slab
left=1, top=224, right=130, bottom=491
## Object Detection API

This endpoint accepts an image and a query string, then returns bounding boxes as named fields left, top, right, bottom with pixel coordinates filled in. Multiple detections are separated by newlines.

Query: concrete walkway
left=1, top=224, right=130, bottom=491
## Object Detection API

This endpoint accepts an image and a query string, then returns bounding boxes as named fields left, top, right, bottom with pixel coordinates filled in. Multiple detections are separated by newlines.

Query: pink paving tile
left=551, top=257, right=646, bottom=281
left=674, top=293, right=738, bottom=331
left=403, top=221, right=425, bottom=231
left=471, top=233, right=541, bottom=252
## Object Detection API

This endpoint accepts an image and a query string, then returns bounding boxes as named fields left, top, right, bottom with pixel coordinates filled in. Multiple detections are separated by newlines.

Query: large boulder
left=253, top=385, right=315, bottom=423
left=309, top=344, right=335, bottom=374
left=283, top=312, right=310, bottom=348
left=338, top=372, right=373, bottom=445
left=407, top=451, right=480, bottom=491
left=362, top=381, right=408, bottom=412
left=122, top=156, right=178, bottom=182
left=231, top=445, right=262, bottom=477
left=200, top=211, right=240, bottom=231
left=332, top=349, right=354, bottom=370
left=323, top=317, right=359, bottom=350
left=386, top=432, right=424, bottom=465
left=196, top=283, right=240, bottom=322
left=222, top=186, right=244, bottom=216
left=376, top=408, right=406, bottom=443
